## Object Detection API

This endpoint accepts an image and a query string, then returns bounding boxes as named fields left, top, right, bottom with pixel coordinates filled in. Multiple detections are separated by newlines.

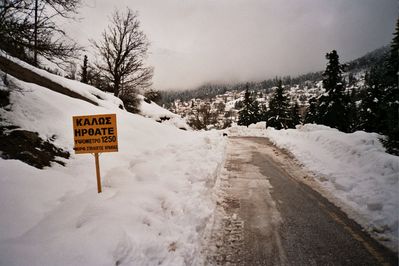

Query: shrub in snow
left=119, top=92, right=141, bottom=113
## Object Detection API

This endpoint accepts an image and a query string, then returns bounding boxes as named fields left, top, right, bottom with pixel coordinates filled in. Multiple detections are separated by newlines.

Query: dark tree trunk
left=114, top=77, right=121, bottom=97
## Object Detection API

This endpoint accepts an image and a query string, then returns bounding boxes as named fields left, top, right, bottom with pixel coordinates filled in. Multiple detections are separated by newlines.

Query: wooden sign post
left=94, top=153, right=102, bottom=193
left=72, top=114, right=118, bottom=193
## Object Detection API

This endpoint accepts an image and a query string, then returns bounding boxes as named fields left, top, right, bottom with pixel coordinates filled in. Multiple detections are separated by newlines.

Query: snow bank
left=0, top=71, right=226, bottom=265
left=228, top=123, right=399, bottom=249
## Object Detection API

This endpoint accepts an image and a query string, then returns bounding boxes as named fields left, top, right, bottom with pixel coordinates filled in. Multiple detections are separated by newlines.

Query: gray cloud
left=65, top=0, right=398, bottom=90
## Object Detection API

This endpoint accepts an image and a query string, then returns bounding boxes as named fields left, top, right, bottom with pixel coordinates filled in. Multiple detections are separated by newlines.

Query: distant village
left=167, top=82, right=325, bottom=130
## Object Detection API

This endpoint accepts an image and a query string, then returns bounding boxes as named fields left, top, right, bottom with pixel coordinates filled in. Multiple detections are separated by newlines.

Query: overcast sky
left=63, top=0, right=398, bottom=90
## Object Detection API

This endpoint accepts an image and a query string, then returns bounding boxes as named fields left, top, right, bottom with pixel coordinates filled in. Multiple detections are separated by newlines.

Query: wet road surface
left=207, top=137, right=397, bottom=266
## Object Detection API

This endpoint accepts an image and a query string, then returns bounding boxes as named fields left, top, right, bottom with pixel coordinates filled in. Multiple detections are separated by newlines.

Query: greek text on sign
left=73, top=114, right=118, bottom=154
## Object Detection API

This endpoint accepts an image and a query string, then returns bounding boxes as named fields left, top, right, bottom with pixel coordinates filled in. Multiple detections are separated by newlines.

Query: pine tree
left=358, top=17, right=399, bottom=154
left=81, top=55, right=88, bottom=84
left=259, top=104, right=268, bottom=123
left=381, top=17, right=399, bottom=155
left=346, top=89, right=360, bottom=132
left=238, top=86, right=253, bottom=127
left=317, top=50, right=350, bottom=132
left=387, top=17, right=399, bottom=87
left=249, top=95, right=261, bottom=124
left=304, top=97, right=318, bottom=124
left=267, top=79, right=291, bottom=129
left=238, top=85, right=261, bottom=127
left=358, top=69, right=385, bottom=133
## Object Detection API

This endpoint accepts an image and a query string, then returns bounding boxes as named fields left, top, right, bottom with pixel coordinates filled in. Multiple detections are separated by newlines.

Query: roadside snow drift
left=0, top=68, right=225, bottom=265
left=229, top=123, right=399, bottom=250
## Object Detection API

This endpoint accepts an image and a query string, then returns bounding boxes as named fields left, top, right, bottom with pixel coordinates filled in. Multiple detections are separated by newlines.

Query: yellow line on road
left=326, top=211, right=390, bottom=266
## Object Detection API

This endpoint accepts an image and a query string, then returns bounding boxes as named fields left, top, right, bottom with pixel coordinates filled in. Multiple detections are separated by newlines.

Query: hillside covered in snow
left=0, top=54, right=226, bottom=265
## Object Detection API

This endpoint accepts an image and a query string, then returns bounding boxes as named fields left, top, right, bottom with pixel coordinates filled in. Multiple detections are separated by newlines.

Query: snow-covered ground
left=138, top=95, right=190, bottom=130
left=228, top=123, right=399, bottom=250
left=0, top=64, right=226, bottom=265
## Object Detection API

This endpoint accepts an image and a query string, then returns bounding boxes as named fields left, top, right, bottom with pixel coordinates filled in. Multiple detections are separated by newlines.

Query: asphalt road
left=207, top=137, right=397, bottom=266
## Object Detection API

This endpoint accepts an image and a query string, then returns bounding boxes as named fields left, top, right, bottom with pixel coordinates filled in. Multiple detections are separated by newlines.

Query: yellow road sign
left=73, top=114, right=118, bottom=154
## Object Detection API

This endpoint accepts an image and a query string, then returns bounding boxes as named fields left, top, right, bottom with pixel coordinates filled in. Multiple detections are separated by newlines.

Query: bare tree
left=33, top=0, right=81, bottom=65
left=0, top=0, right=81, bottom=66
left=92, top=8, right=153, bottom=100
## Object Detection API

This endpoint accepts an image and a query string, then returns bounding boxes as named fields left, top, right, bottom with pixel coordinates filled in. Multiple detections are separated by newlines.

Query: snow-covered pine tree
left=358, top=69, right=385, bottom=133
left=249, top=93, right=261, bottom=124
left=237, top=84, right=262, bottom=127
left=360, top=17, right=399, bottom=154
left=238, top=86, right=253, bottom=127
left=259, top=103, right=268, bottom=123
left=317, top=50, right=350, bottom=132
left=346, top=88, right=361, bottom=132
left=267, top=79, right=290, bottom=129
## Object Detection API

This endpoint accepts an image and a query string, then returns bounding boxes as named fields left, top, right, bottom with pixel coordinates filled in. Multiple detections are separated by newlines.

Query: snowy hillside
left=0, top=62, right=226, bottom=265
left=138, top=95, right=190, bottom=130
left=228, top=124, right=399, bottom=250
